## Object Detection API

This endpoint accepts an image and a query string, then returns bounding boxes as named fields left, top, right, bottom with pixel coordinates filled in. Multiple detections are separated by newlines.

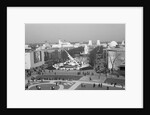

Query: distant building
left=43, top=49, right=55, bottom=62
left=121, top=40, right=125, bottom=45
left=97, top=40, right=101, bottom=46
left=101, top=43, right=107, bottom=47
left=108, top=41, right=118, bottom=47
left=74, top=43, right=84, bottom=48
left=88, top=40, right=92, bottom=46
left=42, top=42, right=51, bottom=49
left=25, top=45, right=31, bottom=49
left=80, top=44, right=89, bottom=55
left=52, top=39, right=74, bottom=48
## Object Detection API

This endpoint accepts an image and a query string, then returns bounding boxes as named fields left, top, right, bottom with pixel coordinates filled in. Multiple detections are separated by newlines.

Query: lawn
left=35, top=75, right=83, bottom=80
left=54, top=81, right=75, bottom=89
left=104, top=78, right=125, bottom=86
left=29, top=84, right=59, bottom=90
left=75, top=83, right=124, bottom=90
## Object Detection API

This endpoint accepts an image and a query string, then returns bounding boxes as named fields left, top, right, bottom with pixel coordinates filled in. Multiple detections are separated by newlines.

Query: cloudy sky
left=25, top=24, right=125, bottom=44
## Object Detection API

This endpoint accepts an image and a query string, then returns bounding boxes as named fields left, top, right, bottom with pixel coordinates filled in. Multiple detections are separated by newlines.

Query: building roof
left=108, top=41, right=118, bottom=47
left=104, top=47, right=125, bottom=52
left=61, top=65, right=78, bottom=68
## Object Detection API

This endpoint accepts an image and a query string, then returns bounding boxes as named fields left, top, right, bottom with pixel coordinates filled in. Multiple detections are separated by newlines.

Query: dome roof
left=109, top=41, right=118, bottom=47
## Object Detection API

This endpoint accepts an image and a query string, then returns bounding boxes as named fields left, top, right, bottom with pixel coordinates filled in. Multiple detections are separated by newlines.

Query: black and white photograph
left=25, top=24, right=125, bottom=90
left=7, top=7, right=143, bottom=108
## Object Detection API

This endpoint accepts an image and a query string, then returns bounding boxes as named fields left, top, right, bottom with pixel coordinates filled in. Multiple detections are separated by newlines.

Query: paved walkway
left=28, top=81, right=51, bottom=89
left=79, top=75, right=107, bottom=83
left=68, top=82, right=81, bottom=90
left=68, top=80, right=125, bottom=90
left=27, top=79, right=125, bottom=90
left=58, top=85, right=64, bottom=90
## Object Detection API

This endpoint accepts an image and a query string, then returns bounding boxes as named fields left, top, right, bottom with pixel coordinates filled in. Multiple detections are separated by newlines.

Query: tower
left=121, top=40, right=125, bottom=45
left=58, top=39, right=62, bottom=45
left=97, top=40, right=101, bottom=46
left=88, top=40, right=92, bottom=46
left=84, top=44, right=89, bottom=54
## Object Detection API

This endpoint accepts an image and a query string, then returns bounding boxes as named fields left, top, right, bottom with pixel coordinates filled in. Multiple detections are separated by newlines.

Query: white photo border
left=7, top=7, right=143, bottom=108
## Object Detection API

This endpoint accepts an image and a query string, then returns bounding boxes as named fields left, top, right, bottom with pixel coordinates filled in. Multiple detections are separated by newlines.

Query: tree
left=108, top=51, right=121, bottom=73
left=94, top=47, right=107, bottom=78
left=89, top=46, right=104, bottom=67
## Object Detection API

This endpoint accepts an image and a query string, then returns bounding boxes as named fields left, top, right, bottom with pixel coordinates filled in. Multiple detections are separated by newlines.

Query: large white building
left=52, top=39, right=74, bottom=48
left=103, top=47, right=125, bottom=70
left=25, top=50, right=45, bottom=69
left=108, top=41, right=118, bottom=47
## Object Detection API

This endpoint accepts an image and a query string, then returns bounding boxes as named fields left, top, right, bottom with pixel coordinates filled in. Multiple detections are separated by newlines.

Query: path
left=79, top=75, right=107, bottom=83
left=58, top=85, right=64, bottom=90
left=68, top=82, right=81, bottom=90
left=27, top=80, right=65, bottom=90
left=27, top=79, right=125, bottom=90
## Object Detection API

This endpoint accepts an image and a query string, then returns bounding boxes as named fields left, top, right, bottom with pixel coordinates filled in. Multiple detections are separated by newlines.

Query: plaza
left=26, top=69, right=125, bottom=90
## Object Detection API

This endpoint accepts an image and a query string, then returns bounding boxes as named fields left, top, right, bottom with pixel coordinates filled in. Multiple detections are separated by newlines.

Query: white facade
left=25, top=53, right=31, bottom=69
left=108, top=41, right=118, bottom=47
left=101, top=43, right=107, bottom=47
left=52, top=44, right=61, bottom=48
left=25, top=45, right=31, bottom=49
left=25, top=50, right=45, bottom=69
left=52, top=39, right=74, bottom=48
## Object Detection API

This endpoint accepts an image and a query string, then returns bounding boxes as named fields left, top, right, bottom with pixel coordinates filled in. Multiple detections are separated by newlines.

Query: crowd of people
left=80, top=83, right=110, bottom=90
left=77, top=71, right=94, bottom=76
left=25, top=64, right=123, bottom=90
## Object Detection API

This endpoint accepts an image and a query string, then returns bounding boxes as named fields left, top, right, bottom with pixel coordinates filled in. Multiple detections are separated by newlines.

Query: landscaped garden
left=29, top=84, right=59, bottom=90
left=54, top=81, right=75, bottom=89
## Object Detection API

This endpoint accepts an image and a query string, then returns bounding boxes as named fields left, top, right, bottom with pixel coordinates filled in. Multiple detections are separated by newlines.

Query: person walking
left=114, top=83, right=116, bottom=87
left=25, top=84, right=28, bottom=90
left=89, top=77, right=92, bottom=81
left=101, top=83, right=103, bottom=87
left=107, top=86, right=109, bottom=90
left=93, top=83, right=95, bottom=88
left=56, top=82, right=58, bottom=86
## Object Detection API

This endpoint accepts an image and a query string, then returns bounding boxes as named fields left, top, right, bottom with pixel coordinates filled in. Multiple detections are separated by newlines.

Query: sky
left=25, top=24, right=125, bottom=44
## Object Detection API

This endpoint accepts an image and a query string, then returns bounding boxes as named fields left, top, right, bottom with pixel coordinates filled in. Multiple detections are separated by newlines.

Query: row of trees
left=89, top=46, right=125, bottom=75
left=91, top=46, right=109, bottom=75
left=89, top=46, right=117, bottom=74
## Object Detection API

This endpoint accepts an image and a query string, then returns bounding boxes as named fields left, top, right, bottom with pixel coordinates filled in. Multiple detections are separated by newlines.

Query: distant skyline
left=25, top=24, right=125, bottom=44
